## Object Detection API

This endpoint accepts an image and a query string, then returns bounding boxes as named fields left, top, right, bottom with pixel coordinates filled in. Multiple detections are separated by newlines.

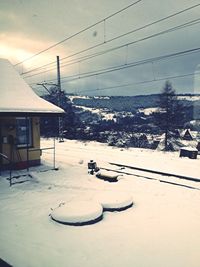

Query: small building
left=0, top=58, right=64, bottom=170
left=180, top=147, right=198, bottom=159
left=197, top=142, right=200, bottom=153
left=182, top=129, right=193, bottom=141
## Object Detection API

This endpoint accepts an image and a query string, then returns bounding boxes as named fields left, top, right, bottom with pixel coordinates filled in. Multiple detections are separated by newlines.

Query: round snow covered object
left=51, top=200, right=103, bottom=226
left=96, top=170, right=119, bottom=182
left=96, top=192, right=133, bottom=211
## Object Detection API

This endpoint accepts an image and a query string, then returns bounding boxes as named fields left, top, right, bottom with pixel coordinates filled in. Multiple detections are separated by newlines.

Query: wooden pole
left=26, top=117, right=29, bottom=172
left=57, top=56, right=63, bottom=142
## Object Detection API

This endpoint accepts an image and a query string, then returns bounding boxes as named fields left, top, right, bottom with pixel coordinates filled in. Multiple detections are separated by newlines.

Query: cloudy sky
left=1, top=0, right=200, bottom=96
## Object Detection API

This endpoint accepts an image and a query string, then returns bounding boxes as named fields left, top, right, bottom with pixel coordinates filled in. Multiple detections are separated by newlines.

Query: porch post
left=26, top=116, right=29, bottom=172
left=53, top=136, right=56, bottom=170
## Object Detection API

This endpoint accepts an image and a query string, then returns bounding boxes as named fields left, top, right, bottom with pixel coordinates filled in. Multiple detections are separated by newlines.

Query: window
left=16, top=117, right=32, bottom=148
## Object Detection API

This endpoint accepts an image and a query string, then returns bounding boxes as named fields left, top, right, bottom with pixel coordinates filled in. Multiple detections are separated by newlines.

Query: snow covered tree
left=40, top=87, right=76, bottom=138
left=153, top=81, right=185, bottom=151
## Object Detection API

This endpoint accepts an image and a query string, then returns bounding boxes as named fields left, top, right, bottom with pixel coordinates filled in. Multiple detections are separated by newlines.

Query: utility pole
left=56, top=56, right=64, bottom=142
left=37, top=56, right=64, bottom=142
left=57, top=55, right=61, bottom=95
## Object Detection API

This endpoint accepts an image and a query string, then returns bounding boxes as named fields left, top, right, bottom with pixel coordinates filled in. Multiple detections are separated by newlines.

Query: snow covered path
left=45, top=139, right=200, bottom=179
left=0, top=139, right=200, bottom=267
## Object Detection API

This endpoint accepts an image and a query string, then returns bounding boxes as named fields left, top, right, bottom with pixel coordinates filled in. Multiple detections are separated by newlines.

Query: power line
left=60, top=49, right=200, bottom=84
left=29, top=45, right=200, bottom=96
left=57, top=17, right=200, bottom=70
left=21, top=2, right=200, bottom=76
left=57, top=46, right=200, bottom=83
left=76, top=71, right=200, bottom=94
left=32, top=70, right=200, bottom=95
left=14, top=0, right=142, bottom=66
left=27, top=19, right=200, bottom=84
left=22, top=17, right=200, bottom=79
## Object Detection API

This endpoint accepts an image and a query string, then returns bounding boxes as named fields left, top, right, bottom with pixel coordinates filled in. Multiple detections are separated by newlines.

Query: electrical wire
left=22, top=16, right=200, bottom=79
left=31, top=39, right=200, bottom=95
left=27, top=19, right=200, bottom=84
left=14, top=0, right=142, bottom=66
left=21, top=2, right=200, bottom=76
left=76, top=71, right=200, bottom=94
left=55, top=46, right=200, bottom=83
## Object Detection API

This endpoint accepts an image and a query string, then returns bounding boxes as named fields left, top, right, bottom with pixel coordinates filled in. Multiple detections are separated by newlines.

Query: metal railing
left=0, top=138, right=57, bottom=186
left=0, top=153, right=12, bottom=186
left=28, top=146, right=56, bottom=171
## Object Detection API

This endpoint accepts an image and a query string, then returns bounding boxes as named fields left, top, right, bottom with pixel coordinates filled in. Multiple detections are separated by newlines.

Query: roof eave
left=0, top=111, right=65, bottom=117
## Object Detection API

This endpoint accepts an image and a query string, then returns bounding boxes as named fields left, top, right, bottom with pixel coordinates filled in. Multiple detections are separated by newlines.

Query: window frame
left=16, top=117, right=33, bottom=148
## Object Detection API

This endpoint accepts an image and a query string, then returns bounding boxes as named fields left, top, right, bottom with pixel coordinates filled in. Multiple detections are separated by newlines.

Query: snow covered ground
left=0, top=139, right=200, bottom=267
left=75, top=105, right=116, bottom=121
left=138, top=107, right=158, bottom=115
left=177, top=95, right=200, bottom=101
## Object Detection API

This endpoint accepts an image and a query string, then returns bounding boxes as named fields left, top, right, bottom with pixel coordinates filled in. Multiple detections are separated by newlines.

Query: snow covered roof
left=0, top=58, right=65, bottom=116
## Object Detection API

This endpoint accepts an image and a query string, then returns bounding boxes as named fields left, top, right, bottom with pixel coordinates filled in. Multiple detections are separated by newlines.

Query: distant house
left=196, top=131, right=200, bottom=141
left=182, top=129, right=193, bottom=141
left=0, top=58, right=64, bottom=170
left=197, top=141, right=200, bottom=152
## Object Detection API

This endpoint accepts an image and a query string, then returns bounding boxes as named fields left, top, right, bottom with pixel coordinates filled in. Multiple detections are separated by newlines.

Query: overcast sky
left=1, top=0, right=200, bottom=96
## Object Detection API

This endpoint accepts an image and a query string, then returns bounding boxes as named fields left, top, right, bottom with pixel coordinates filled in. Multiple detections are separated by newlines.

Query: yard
left=0, top=139, right=200, bottom=267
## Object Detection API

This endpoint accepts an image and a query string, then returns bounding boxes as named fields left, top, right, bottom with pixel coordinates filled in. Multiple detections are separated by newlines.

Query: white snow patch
left=177, top=95, right=200, bottom=101
left=0, top=59, right=64, bottom=114
left=51, top=200, right=103, bottom=225
left=0, top=139, right=200, bottom=267
left=138, top=107, right=158, bottom=115
left=93, top=96, right=110, bottom=99
left=76, top=105, right=116, bottom=121
left=77, top=105, right=100, bottom=114
left=96, top=192, right=133, bottom=211
left=68, top=95, right=91, bottom=102
left=180, top=146, right=198, bottom=152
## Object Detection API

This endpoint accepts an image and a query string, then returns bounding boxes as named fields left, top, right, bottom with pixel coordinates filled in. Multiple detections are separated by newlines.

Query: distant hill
left=69, top=94, right=200, bottom=113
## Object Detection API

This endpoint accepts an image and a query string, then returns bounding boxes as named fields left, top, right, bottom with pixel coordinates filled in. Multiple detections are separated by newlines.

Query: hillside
left=41, top=93, right=200, bottom=145
left=69, top=94, right=200, bottom=113
left=70, top=95, right=159, bottom=112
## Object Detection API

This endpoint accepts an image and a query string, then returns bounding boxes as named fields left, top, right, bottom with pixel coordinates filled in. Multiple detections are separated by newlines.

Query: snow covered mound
left=96, top=192, right=133, bottom=211
left=51, top=200, right=103, bottom=226
left=96, top=170, right=119, bottom=182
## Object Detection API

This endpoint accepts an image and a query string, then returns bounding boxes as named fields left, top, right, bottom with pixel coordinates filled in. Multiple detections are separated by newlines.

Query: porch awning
left=0, top=58, right=65, bottom=117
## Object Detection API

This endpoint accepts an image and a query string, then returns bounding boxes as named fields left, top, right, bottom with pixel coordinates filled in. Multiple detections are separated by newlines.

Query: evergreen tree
left=40, top=87, right=77, bottom=138
left=153, top=81, right=185, bottom=150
